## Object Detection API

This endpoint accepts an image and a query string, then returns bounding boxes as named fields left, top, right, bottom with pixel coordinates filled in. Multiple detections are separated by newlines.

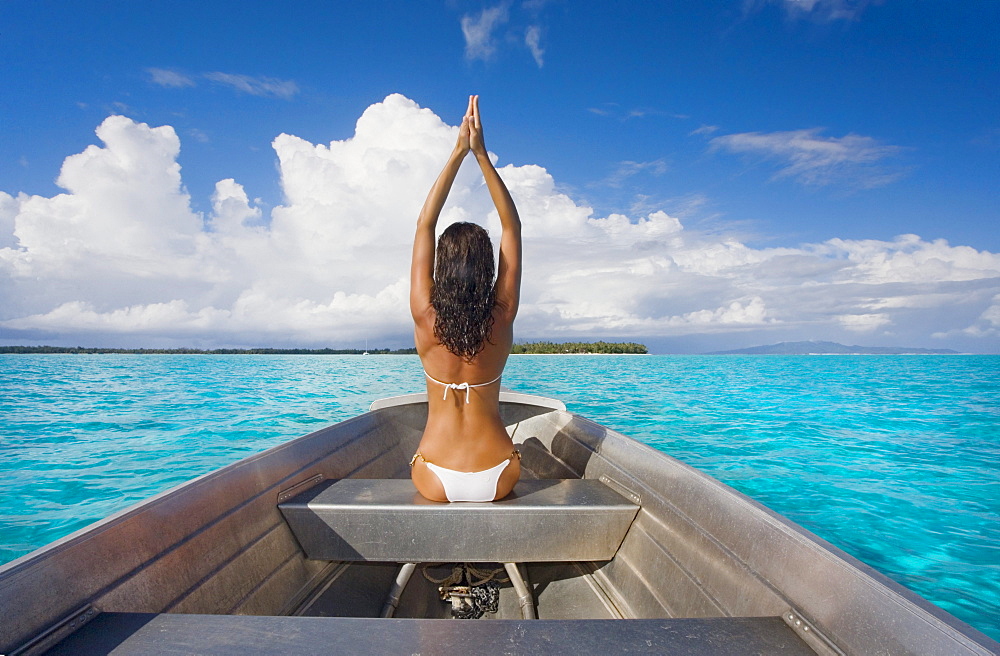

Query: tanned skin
left=409, top=95, right=523, bottom=502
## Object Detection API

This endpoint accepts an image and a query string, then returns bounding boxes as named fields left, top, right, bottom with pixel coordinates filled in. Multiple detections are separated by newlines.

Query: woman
left=409, top=95, right=522, bottom=502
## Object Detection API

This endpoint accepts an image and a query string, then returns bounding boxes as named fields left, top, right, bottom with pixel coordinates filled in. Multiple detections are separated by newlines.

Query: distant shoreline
left=1, top=341, right=983, bottom=356
left=0, top=341, right=650, bottom=356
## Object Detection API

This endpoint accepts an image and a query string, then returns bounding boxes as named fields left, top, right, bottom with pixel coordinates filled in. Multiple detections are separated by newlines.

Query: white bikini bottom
left=411, top=450, right=520, bottom=502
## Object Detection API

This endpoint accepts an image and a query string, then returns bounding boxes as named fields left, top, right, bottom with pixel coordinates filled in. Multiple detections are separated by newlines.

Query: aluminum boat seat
left=278, top=478, right=640, bottom=619
left=278, top=478, right=639, bottom=563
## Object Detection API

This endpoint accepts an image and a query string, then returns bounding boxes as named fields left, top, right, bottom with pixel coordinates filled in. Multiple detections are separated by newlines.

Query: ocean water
left=1, top=354, right=997, bottom=640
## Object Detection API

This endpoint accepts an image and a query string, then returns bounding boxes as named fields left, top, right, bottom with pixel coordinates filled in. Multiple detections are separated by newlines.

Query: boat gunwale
left=0, top=411, right=379, bottom=580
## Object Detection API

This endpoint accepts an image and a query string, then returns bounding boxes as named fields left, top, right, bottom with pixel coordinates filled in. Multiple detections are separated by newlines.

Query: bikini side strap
left=412, top=451, right=517, bottom=467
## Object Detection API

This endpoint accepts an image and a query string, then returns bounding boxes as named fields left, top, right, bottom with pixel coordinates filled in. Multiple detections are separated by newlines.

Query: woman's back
left=413, top=303, right=516, bottom=475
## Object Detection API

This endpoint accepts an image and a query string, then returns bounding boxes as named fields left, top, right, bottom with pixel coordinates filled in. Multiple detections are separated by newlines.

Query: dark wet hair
left=431, top=222, right=497, bottom=361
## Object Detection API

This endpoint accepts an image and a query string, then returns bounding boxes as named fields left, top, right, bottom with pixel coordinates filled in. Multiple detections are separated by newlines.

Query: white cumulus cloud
left=1, top=94, right=998, bottom=351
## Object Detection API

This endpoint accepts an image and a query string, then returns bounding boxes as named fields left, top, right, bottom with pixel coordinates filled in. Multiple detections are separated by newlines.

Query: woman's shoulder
left=413, top=308, right=436, bottom=341
left=491, top=300, right=517, bottom=326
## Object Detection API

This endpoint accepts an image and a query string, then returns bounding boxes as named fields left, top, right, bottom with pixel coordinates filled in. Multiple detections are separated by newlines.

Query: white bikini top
left=424, top=370, right=502, bottom=404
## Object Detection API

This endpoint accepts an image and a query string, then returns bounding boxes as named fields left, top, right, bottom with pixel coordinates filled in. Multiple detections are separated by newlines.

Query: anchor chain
left=423, top=563, right=508, bottom=619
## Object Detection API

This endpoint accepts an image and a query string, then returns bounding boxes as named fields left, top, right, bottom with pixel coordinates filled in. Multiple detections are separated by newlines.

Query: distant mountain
left=706, top=341, right=960, bottom=355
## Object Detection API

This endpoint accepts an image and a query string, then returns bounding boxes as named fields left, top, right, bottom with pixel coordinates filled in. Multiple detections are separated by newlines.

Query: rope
left=466, top=563, right=509, bottom=585
left=422, top=563, right=464, bottom=585
left=421, top=563, right=510, bottom=586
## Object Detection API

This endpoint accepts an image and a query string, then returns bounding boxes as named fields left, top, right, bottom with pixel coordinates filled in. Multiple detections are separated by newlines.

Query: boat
left=1, top=390, right=997, bottom=655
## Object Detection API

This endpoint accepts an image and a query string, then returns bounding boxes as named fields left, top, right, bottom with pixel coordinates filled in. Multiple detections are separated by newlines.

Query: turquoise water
left=1, top=354, right=997, bottom=640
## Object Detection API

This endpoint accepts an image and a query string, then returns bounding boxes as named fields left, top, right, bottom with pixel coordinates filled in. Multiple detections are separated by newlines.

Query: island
left=706, top=341, right=959, bottom=355
left=511, top=341, right=648, bottom=354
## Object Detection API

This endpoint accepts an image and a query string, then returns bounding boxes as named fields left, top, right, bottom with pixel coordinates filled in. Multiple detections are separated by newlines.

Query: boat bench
left=278, top=478, right=640, bottom=619
left=278, top=478, right=639, bottom=562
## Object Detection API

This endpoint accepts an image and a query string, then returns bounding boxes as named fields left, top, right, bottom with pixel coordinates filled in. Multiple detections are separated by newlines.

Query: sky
left=1, top=0, right=998, bottom=353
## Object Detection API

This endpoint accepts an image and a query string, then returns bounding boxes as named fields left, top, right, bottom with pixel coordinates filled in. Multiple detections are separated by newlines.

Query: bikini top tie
left=424, top=371, right=503, bottom=404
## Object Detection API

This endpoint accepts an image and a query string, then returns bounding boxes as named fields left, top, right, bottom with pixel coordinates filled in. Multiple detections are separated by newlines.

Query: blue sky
left=2, top=0, right=999, bottom=352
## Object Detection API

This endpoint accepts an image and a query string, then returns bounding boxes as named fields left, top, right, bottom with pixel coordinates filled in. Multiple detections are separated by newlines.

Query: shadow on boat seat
left=517, top=436, right=580, bottom=478
left=507, top=414, right=614, bottom=480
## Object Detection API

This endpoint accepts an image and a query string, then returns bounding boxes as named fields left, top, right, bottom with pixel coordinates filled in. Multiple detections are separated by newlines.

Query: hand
left=455, top=95, right=473, bottom=154
left=469, top=95, right=487, bottom=157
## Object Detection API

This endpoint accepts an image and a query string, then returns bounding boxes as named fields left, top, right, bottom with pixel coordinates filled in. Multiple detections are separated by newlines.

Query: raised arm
left=410, top=97, right=473, bottom=321
left=469, top=95, right=522, bottom=320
